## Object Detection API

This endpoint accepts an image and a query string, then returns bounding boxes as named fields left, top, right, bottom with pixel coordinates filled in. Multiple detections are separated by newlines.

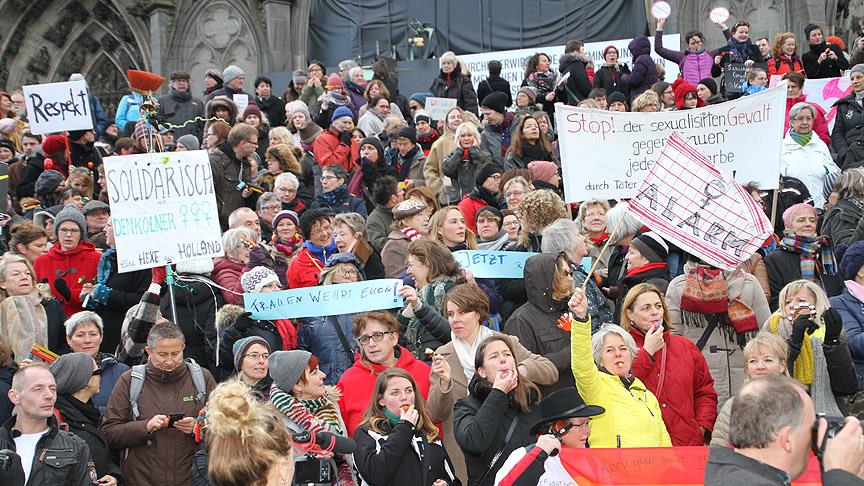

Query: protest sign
left=452, top=250, right=538, bottom=279
left=104, top=150, right=223, bottom=272
left=723, top=64, right=746, bottom=94
left=233, top=94, right=249, bottom=115
left=22, top=80, right=93, bottom=135
left=425, top=97, right=458, bottom=120
left=628, top=132, right=772, bottom=270
left=555, top=82, right=786, bottom=202
left=770, top=74, right=851, bottom=130
left=461, top=34, right=681, bottom=102
left=244, top=279, right=404, bottom=320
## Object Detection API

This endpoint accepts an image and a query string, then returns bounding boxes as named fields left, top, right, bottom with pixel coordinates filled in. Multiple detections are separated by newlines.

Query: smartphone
left=167, top=413, right=184, bottom=428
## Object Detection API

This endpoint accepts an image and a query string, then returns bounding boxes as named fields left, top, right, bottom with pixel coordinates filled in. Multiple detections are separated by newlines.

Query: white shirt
left=14, top=429, right=49, bottom=483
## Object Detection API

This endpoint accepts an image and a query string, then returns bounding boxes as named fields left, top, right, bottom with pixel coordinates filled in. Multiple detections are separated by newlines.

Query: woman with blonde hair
left=442, top=122, right=492, bottom=203
left=267, top=125, right=294, bottom=147
left=424, top=106, right=481, bottom=205
left=65, top=167, right=94, bottom=200
left=429, top=206, right=477, bottom=251
left=429, top=51, right=479, bottom=115
left=631, top=90, right=661, bottom=112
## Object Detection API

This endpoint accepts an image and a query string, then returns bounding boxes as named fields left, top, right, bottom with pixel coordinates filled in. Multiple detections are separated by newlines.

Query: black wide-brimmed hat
left=529, top=387, right=606, bottom=435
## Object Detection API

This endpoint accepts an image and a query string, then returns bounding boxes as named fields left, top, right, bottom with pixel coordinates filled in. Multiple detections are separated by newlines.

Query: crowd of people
left=0, top=14, right=863, bottom=486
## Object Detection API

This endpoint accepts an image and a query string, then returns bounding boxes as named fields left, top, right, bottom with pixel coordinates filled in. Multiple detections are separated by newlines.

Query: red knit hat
left=672, top=78, right=703, bottom=109
left=603, top=45, right=619, bottom=60
left=528, top=160, right=559, bottom=183
left=826, top=36, right=845, bottom=51
left=326, top=74, right=344, bottom=89
left=41, top=134, right=67, bottom=155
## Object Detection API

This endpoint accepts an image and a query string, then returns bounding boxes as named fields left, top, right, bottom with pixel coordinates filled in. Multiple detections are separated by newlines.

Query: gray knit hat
left=49, top=352, right=95, bottom=395
left=269, top=350, right=312, bottom=392
left=54, top=205, right=87, bottom=241
left=222, top=65, right=245, bottom=84
left=851, top=64, right=864, bottom=77
left=176, top=134, right=200, bottom=151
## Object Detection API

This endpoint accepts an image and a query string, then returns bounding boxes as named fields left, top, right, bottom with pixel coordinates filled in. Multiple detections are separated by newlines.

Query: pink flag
left=628, top=131, right=771, bottom=270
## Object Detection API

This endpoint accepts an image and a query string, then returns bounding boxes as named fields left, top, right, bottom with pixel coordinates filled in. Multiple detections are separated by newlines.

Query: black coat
left=354, top=421, right=458, bottom=486
left=0, top=414, right=92, bottom=486
left=161, top=277, right=223, bottom=371
left=559, top=54, right=593, bottom=104
left=100, top=254, right=150, bottom=354
left=593, top=64, right=630, bottom=97
left=802, top=43, right=850, bottom=79
left=453, top=376, right=540, bottom=486
left=765, top=248, right=844, bottom=311
left=0, top=363, right=17, bottom=425
left=255, top=95, right=287, bottom=128
left=54, top=394, right=124, bottom=484
left=821, top=198, right=864, bottom=246
left=476, top=75, right=512, bottom=109
left=16, top=153, right=45, bottom=199
left=831, top=93, right=864, bottom=169
left=44, top=297, right=68, bottom=356
left=429, top=65, right=479, bottom=116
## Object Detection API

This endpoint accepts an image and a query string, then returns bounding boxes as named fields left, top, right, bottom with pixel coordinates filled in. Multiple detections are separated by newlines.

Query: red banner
left=558, top=446, right=822, bottom=485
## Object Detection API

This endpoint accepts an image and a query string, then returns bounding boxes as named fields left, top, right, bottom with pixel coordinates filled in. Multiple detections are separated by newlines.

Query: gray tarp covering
left=308, top=0, right=649, bottom=65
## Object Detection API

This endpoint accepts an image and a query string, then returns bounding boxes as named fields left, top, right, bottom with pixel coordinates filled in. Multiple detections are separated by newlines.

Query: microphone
left=53, top=277, right=72, bottom=302
left=292, top=430, right=355, bottom=455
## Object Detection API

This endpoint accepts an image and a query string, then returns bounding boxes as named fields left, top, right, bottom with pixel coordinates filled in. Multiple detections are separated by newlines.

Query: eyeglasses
left=504, top=190, right=525, bottom=198
left=321, top=175, right=340, bottom=181
left=503, top=220, right=521, bottom=228
left=245, top=352, right=270, bottom=362
left=58, top=227, right=81, bottom=234
left=357, top=331, right=392, bottom=345
left=245, top=139, right=258, bottom=147
left=277, top=187, right=297, bottom=194
left=489, top=174, right=502, bottom=180
left=261, top=204, right=281, bottom=211
left=336, top=267, right=360, bottom=277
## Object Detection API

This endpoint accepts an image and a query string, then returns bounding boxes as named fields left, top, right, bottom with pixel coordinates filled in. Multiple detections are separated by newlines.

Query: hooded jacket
left=830, top=92, right=864, bottom=170
left=336, top=345, right=431, bottom=437
left=504, top=254, right=576, bottom=395
left=34, top=241, right=101, bottom=318
left=102, top=361, right=215, bottom=486
left=115, top=92, right=144, bottom=131
left=429, top=63, right=479, bottom=115
left=620, top=36, right=659, bottom=102
left=204, top=97, right=238, bottom=127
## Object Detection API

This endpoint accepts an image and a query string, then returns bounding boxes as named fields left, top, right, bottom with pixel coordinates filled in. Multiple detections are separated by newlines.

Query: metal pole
left=166, top=263, right=179, bottom=324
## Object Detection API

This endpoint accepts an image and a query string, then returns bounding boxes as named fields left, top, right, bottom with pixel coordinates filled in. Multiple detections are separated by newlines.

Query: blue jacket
left=829, top=289, right=864, bottom=390
left=93, top=353, right=130, bottom=413
left=297, top=313, right=359, bottom=385
left=115, top=92, right=144, bottom=131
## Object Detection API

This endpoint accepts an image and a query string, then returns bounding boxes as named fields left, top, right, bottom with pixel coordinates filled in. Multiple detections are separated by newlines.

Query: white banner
left=104, top=150, right=224, bottom=272
left=461, top=34, right=682, bottom=102
left=770, top=75, right=851, bottom=131
left=22, top=80, right=93, bottom=135
left=555, top=82, right=787, bottom=202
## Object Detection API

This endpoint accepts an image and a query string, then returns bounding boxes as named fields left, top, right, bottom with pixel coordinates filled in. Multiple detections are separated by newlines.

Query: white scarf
left=452, top=326, right=494, bottom=381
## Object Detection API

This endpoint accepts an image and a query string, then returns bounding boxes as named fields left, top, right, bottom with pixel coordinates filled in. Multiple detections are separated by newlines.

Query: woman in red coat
left=621, top=283, right=718, bottom=446
left=34, top=206, right=101, bottom=318
left=286, top=208, right=338, bottom=288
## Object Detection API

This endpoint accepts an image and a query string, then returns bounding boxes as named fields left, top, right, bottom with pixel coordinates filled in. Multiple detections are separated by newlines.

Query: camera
left=811, top=415, right=864, bottom=464
left=293, top=455, right=336, bottom=485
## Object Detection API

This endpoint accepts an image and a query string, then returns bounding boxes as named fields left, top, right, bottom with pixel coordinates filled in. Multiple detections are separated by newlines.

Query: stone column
left=263, top=0, right=294, bottom=72
left=290, top=0, right=312, bottom=70
left=147, top=6, right=175, bottom=81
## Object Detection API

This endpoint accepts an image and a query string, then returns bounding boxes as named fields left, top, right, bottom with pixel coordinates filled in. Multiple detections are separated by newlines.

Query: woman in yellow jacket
left=568, top=287, right=672, bottom=448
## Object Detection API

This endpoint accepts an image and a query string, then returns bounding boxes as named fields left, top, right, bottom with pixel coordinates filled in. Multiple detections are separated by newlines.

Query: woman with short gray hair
left=821, top=167, right=864, bottom=246
left=212, top=227, right=258, bottom=305
left=781, top=101, right=840, bottom=208
left=64, top=310, right=130, bottom=412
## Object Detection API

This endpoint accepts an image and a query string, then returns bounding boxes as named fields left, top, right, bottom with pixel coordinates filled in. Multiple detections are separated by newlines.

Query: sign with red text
left=628, top=132, right=772, bottom=270
left=554, top=82, right=786, bottom=202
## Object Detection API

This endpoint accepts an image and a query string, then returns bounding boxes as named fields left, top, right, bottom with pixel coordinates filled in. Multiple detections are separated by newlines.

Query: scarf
left=779, top=231, right=837, bottom=281
left=170, top=89, right=192, bottom=102
left=845, top=279, right=864, bottom=303
left=270, top=385, right=342, bottom=434
left=383, top=408, right=402, bottom=426
left=727, top=37, right=753, bottom=63
left=473, top=186, right=500, bottom=208
left=302, top=240, right=337, bottom=267
left=326, top=91, right=349, bottom=107
left=452, top=326, right=494, bottom=381
left=273, top=232, right=303, bottom=259
left=400, top=226, right=422, bottom=241
left=322, top=184, right=350, bottom=206
left=0, top=291, right=48, bottom=363
left=789, top=130, right=812, bottom=147
left=624, top=261, right=667, bottom=279
left=488, top=112, right=515, bottom=155
left=768, top=313, right=819, bottom=385
left=405, top=275, right=465, bottom=358
left=679, top=265, right=758, bottom=347
left=59, top=395, right=103, bottom=426
left=520, top=140, right=552, bottom=164
left=528, top=70, right=558, bottom=96
left=589, top=232, right=609, bottom=246
left=398, top=145, right=419, bottom=180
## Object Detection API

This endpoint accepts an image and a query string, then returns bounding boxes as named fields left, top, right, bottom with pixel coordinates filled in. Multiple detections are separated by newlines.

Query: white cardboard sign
left=23, top=80, right=94, bottom=135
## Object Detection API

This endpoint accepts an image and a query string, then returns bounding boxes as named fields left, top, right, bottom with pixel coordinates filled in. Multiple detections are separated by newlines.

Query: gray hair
left=604, top=203, right=642, bottom=244
left=274, top=172, right=299, bottom=191
left=541, top=219, right=583, bottom=256
left=228, top=207, right=257, bottom=229
left=728, top=375, right=806, bottom=448
left=146, top=322, right=186, bottom=349
left=334, top=212, right=366, bottom=235
left=439, top=51, right=458, bottom=68
left=64, top=311, right=103, bottom=337
left=834, top=167, right=864, bottom=200
left=0, top=253, right=33, bottom=286
left=591, top=324, right=637, bottom=368
left=788, top=102, right=815, bottom=121
left=347, top=66, right=364, bottom=80
left=222, top=227, right=257, bottom=260
left=576, top=199, right=610, bottom=224
left=256, top=192, right=280, bottom=212
left=503, top=176, right=533, bottom=195
left=339, top=59, right=359, bottom=72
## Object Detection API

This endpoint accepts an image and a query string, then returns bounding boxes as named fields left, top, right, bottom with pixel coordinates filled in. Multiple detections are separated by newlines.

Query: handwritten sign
left=233, top=94, right=249, bottom=115
left=425, top=97, right=458, bottom=120
left=452, top=250, right=538, bottom=279
left=555, top=82, right=786, bottom=202
left=244, top=279, right=404, bottom=320
left=104, top=150, right=223, bottom=272
left=23, top=80, right=93, bottom=135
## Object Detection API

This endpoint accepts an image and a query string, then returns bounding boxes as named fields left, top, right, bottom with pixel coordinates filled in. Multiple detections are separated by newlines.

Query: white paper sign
left=233, top=94, right=249, bottom=115
left=425, top=97, right=458, bottom=120
left=104, top=150, right=224, bottom=272
left=554, top=82, right=787, bottom=202
left=461, top=34, right=682, bottom=103
left=23, top=80, right=93, bottom=135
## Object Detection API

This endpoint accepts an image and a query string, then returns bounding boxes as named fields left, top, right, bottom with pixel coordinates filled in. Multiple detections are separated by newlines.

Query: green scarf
left=383, top=408, right=401, bottom=425
left=789, top=130, right=812, bottom=147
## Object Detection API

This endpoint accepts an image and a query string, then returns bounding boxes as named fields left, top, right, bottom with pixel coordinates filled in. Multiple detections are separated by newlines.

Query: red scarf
left=625, top=261, right=667, bottom=279
left=400, top=226, right=422, bottom=241
left=679, top=266, right=758, bottom=338
left=273, top=319, right=298, bottom=350
left=589, top=232, right=609, bottom=246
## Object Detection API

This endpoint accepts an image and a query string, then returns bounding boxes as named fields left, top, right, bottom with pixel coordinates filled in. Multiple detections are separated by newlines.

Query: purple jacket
left=620, top=36, right=658, bottom=101
left=654, top=29, right=731, bottom=84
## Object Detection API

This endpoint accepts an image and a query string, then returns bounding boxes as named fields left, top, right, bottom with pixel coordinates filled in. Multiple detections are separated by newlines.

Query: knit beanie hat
left=242, top=104, right=262, bottom=120
left=269, top=350, right=312, bottom=392
left=606, top=91, right=628, bottom=109
left=481, top=91, right=509, bottom=114
left=175, top=258, right=214, bottom=275
left=292, top=70, right=308, bottom=86
left=851, top=64, right=864, bottom=77
left=288, top=101, right=311, bottom=119
left=840, top=240, right=864, bottom=280
left=396, top=126, right=416, bottom=144
left=331, top=105, right=354, bottom=122
left=327, top=74, right=344, bottom=89
left=672, top=78, right=699, bottom=109
left=299, top=207, right=335, bottom=239
left=804, top=23, right=820, bottom=40
left=475, top=162, right=504, bottom=187
left=0, top=139, right=15, bottom=154
left=517, top=86, right=537, bottom=104
left=54, top=205, right=87, bottom=240
left=603, top=45, right=619, bottom=60
left=42, top=134, right=68, bottom=155
left=360, top=137, right=385, bottom=162
left=409, top=92, right=431, bottom=107
left=232, top=336, right=270, bottom=371
left=50, top=352, right=94, bottom=395
left=205, top=69, right=223, bottom=84
left=414, top=110, right=432, bottom=125
left=698, top=78, right=718, bottom=95
left=630, top=231, right=669, bottom=263
left=176, top=134, right=200, bottom=151
left=68, top=129, right=92, bottom=142
left=272, top=210, right=300, bottom=231
left=782, top=202, right=816, bottom=228
left=222, top=65, right=245, bottom=84
left=528, top=160, right=559, bottom=183
left=826, top=36, right=846, bottom=50
left=240, top=266, right=281, bottom=293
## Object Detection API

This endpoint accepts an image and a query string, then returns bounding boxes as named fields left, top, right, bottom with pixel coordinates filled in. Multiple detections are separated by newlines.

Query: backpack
left=129, top=358, right=207, bottom=420
left=765, top=176, right=812, bottom=235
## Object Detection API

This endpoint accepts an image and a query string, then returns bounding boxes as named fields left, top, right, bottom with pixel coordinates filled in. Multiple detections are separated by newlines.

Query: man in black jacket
left=0, top=364, right=93, bottom=486
left=477, top=60, right=512, bottom=110
left=156, top=71, right=205, bottom=140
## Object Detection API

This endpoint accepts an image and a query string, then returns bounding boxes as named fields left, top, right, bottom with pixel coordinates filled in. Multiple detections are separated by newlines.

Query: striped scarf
left=779, top=231, right=837, bottom=281
left=400, top=226, right=422, bottom=241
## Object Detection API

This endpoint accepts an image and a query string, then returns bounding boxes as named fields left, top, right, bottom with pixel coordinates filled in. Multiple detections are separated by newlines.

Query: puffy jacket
left=211, top=257, right=245, bottom=305
left=0, top=414, right=93, bottom=486
left=570, top=317, right=672, bottom=447
left=620, top=36, right=658, bottom=102
left=802, top=42, right=850, bottom=79
left=453, top=375, right=541, bottom=486
left=102, top=362, right=216, bottom=486
left=822, top=198, right=864, bottom=248
left=780, top=133, right=839, bottom=208
left=559, top=53, right=593, bottom=104
left=665, top=267, right=771, bottom=405
left=429, top=64, right=479, bottom=115
left=831, top=93, right=864, bottom=169
left=209, top=141, right=253, bottom=230
left=115, top=92, right=143, bottom=131
left=336, top=345, right=431, bottom=437
left=654, top=29, right=730, bottom=84
left=354, top=421, right=457, bottom=486
left=156, top=90, right=205, bottom=139
left=92, top=353, right=130, bottom=413
left=34, top=241, right=101, bottom=318
left=313, top=128, right=359, bottom=173
left=828, top=287, right=864, bottom=390
left=629, top=327, right=717, bottom=446
left=286, top=247, right=327, bottom=289
left=785, top=95, right=830, bottom=146
left=297, top=313, right=359, bottom=385
left=54, top=394, right=123, bottom=483
left=505, top=254, right=576, bottom=395
left=767, top=55, right=805, bottom=77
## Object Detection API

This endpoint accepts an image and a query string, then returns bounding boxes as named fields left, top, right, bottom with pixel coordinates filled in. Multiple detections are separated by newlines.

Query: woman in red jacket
left=767, top=32, right=804, bottom=77
left=620, top=283, right=718, bottom=446
left=286, top=208, right=338, bottom=288
left=34, top=206, right=101, bottom=317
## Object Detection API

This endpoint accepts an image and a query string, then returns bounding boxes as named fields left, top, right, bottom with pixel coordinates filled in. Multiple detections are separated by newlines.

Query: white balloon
left=651, top=1, right=672, bottom=20
left=709, top=6, right=730, bottom=24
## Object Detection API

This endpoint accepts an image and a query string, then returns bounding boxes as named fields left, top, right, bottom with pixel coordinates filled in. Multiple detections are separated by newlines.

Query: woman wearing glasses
left=310, top=164, right=368, bottom=218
